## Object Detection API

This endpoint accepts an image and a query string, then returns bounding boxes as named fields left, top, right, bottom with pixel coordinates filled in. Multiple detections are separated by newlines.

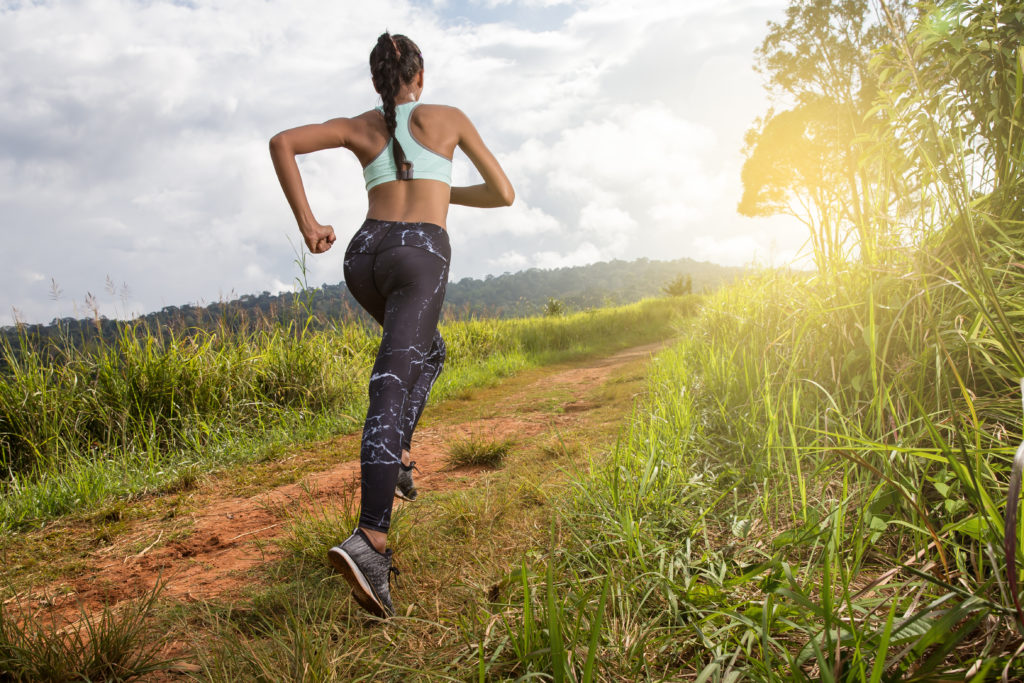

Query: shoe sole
left=327, top=546, right=389, bottom=618
left=395, top=488, right=418, bottom=502
left=349, top=589, right=382, bottom=617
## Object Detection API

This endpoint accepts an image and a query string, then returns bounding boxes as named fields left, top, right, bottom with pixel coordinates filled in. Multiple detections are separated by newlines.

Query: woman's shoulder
left=415, top=102, right=464, bottom=114
left=413, top=103, right=470, bottom=126
left=352, top=108, right=384, bottom=122
left=416, top=102, right=460, bottom=112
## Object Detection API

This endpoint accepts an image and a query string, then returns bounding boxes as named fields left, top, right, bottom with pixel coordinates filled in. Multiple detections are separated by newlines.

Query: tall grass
left=0, top=296, right=696, bottom=530
left=461, top=255, right=1022, bottom=679
left=0, top=581, right=174, bottom=681
left=462, top=3, right=1024, bottom=678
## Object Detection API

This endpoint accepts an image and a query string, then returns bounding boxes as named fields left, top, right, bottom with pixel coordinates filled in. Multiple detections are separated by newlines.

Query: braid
left=369, top=32, right=425, bottom=181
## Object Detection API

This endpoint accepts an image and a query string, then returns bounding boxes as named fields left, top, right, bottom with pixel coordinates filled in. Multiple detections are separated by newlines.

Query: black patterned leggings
left=343, top=218, right=450, bottom=533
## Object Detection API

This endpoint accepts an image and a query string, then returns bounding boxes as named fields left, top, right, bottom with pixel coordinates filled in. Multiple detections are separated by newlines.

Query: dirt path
left=16, top=341, right=668, bottom=627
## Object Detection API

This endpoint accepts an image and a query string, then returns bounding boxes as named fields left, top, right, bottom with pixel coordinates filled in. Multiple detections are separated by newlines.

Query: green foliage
left=544, top=298, right=565, bottom=317
left=2, top=257, right=739, bottom=353
left=0, top=581, right=174, bottom=682
left=874, top=0, right=1024, bottom=229
left=480, top=2, right=1024, bottom=677
left=741, top=0, right=913, bottom=267
left=0, top=322, right=371, bottom=479
left=739, top=98, right=861, bottom=262
left=493, top=251, right=1023, bottom=678
left=662, top=274, right=692, bottom=297
left=444, top=257, right=736, bottom=318
left=756, top=0, right=893, bottom=103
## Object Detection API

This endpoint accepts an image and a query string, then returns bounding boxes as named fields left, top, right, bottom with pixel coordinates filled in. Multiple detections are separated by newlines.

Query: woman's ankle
left=360, top=526, right=388, bottom=553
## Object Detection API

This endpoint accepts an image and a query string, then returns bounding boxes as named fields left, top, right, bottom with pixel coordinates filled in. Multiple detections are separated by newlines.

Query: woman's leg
left=333, top=223, right=448, bottom=617
left=356, top=244, right=449, bottom=541
left=400, top=330, right=446, bottom=452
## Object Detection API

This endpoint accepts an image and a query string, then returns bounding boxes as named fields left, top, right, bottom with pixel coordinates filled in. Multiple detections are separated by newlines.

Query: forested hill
left=3, top=256, right=741, bottom=347
left=443, top=257, right=739, bottom=316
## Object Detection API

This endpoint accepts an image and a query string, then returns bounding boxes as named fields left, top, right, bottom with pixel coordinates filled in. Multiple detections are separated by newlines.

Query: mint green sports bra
left=363, top=102, right=453, bottom=190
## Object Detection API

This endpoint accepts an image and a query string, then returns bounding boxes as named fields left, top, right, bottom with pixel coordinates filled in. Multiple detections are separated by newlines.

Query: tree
left=662, top=275, right=692, bottom=297
left=740, top=0, right=912, bottom=268
left=544, top=298, right=565, bottom=317
left=739, top=98, right=855, bottom=266
left=874, top=0, right=1024, bottom=219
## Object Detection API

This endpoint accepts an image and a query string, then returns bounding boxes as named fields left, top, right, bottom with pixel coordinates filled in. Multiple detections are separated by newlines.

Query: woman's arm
left=268, top=118, right=351, bottom=253
left=449, top=109, right=515, bottom=208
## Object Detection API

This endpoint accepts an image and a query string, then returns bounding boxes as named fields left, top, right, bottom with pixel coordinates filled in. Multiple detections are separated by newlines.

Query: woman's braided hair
left=369, top=32, right=424, bottom=181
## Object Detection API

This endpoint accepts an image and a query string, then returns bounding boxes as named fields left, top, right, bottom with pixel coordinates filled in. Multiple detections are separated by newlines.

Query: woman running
left=269, top=31, right=514, bottom=618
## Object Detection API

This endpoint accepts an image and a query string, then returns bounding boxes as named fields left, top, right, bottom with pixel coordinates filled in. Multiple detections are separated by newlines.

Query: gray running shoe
left=328, top=529, right=399, bottom=618
left=395, top=460, right=419, bottom=501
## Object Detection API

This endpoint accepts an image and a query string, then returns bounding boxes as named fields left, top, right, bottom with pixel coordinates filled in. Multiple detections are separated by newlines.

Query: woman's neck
left=394, top=87, right=419, bottom=105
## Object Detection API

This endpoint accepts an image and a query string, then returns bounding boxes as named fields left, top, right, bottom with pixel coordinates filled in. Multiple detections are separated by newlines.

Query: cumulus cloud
left=453, top=201, right=560, bottom=238
left=486, top=250, right=529, bottom=272
left=0, top=0, right=800, bottom=324
left=534, top=242, right=603, bottom=270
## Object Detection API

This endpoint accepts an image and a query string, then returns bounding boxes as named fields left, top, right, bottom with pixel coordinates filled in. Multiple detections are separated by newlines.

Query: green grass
left=445, top=433, right=516, bottom=468
left=16, top=239, right=1020, bottom=679
left=187, top=444, right=579, bottom=681
left=434, top=29, right=1024, bottom=669
left=0, top=580, right=174, bottom=682
left=0, top=296, right=695, bottom=531
left=442, top=247, right=1022, bottom=679
left=0, top=303, right=683, bottom=683
left=7, top=6, right=1023, bottom=676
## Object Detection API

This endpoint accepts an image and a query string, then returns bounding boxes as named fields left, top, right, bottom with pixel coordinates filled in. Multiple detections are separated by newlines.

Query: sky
left=0, top=0, right=806, bottom=325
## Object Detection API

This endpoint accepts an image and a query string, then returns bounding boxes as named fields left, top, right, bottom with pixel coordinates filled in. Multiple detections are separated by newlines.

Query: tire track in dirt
left=17, top=341, right=668, bottom=627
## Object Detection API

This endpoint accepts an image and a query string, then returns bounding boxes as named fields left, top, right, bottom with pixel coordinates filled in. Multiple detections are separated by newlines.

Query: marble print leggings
left=343, top=218, right=450, bottom=533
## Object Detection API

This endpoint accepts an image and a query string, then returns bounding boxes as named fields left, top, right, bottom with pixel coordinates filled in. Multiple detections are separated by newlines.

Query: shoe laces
left=384, top=549, right=402, bottom=588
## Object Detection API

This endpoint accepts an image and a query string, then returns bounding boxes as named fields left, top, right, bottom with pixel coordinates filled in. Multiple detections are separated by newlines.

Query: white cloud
left=478, top=0, right=574, bottom=7
left=455, top=201, right=560, bottom=237
left=487, top=250, right=529, bottom=271
left=689, top=214, right=810, bottom=267
left=534, top=242, right=602, bottom=269
left=0, top=0, right=801, bottom=324
left=690, top=234, right=763, bottom=267
left=578, top=202, right=636, bottom=252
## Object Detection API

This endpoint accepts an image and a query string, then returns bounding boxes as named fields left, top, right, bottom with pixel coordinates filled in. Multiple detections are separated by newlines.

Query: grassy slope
left=1, top=321, right=667, bottom=681
left=0, top=296, right=697, bottom=531
left=5, top=253, right=1022, bottom=680
left=513, top=263, right=1024, bottom=680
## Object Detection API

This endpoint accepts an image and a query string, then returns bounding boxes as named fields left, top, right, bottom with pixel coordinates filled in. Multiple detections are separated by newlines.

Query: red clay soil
left=11, top=341, right=667, bottom=636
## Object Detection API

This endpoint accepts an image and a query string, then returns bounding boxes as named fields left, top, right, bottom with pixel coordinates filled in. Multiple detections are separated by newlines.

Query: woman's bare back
left=349, top=104, right=463, bottom=227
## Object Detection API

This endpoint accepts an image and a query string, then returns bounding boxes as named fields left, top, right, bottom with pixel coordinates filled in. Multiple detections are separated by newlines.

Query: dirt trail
left=17, top=341, right=667, bottom=625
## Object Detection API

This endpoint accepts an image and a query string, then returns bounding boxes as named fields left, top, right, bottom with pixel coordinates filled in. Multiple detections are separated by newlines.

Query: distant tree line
left=1, top=256, right=743, bottom=356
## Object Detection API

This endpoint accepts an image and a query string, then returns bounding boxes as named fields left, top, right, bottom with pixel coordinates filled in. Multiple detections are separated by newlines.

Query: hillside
left=2, top=256, right=740, bottom=348
left=443, top=256, right=739, bottom=316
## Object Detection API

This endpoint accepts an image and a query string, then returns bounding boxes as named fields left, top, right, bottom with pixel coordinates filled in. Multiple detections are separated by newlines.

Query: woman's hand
left=302, top=221, right=337, bottom=254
